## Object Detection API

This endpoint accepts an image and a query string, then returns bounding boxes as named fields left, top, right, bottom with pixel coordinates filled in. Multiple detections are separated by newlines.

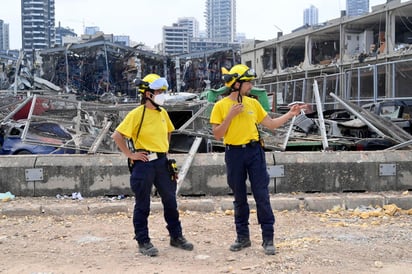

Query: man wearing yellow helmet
left=210, top=64, right=306, bottom=255
left=112, top=73, right=193, bottom=257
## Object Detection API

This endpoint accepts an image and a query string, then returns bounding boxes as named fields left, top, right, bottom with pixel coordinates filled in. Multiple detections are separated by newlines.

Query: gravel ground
left=0, top=196, right=411, bottom=274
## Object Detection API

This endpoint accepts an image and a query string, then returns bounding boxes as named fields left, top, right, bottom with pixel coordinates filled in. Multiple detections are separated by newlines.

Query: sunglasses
left=239, top=69, right=256, bottom=79
left=222, top=68, right=257, bottom=83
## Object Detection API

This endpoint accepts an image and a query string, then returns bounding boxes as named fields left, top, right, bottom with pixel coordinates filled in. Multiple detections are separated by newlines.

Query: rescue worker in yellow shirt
left=112, top=74, right=193, bottom=257
left=209, top=64, right=305, bottom=255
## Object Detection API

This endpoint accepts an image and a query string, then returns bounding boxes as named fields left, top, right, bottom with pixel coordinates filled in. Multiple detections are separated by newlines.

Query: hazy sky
left=1, top=0, right=389, bottom=50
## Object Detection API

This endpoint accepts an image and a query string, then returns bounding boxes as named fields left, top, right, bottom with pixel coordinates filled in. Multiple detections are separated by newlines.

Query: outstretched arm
left=260, top=104, right=307, bottom=130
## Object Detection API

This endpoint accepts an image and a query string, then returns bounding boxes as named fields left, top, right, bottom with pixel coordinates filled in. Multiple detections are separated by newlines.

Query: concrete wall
left=1, top=150, right=411, bottom=197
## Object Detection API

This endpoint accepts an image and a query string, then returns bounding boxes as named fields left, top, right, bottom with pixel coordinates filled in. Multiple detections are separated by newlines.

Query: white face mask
left=153, top=93, right=166, bottom=106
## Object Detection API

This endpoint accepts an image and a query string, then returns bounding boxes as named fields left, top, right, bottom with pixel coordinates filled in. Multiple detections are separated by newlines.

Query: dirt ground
left=1, top=196, right=412, bottom=274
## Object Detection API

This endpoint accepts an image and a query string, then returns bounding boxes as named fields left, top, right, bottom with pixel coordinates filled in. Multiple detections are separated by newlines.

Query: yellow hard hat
left=143, top=73, right=160, bottom=84
left=221, top=64, right=256, bottom=88
left=135, top=73, right=161, bottom=93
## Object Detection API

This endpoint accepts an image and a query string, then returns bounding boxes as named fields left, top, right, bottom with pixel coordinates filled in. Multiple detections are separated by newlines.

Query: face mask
left=153, top=93, right=166, bottom=106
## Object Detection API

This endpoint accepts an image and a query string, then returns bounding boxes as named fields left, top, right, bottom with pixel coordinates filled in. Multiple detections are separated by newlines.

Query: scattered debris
left=1, top=41, right=412, bottom=153
left=0, top=191, right=15, bottom=202
left=71, top=192, right=83, bottom=200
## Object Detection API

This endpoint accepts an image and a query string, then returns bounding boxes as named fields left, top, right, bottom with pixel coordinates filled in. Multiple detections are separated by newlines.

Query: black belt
left=225, top=140, right=260, bottom=149
left=153, top=152, right=166, bottom=158
left=137, top=150, right=167, bottom=158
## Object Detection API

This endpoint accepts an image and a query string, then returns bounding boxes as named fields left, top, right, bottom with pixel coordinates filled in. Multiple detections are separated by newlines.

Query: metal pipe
left=313, top=80, right=329, bottom=150
left=13, top=50, right=24, bottom=96
left=104, top=42, right=110, bottom=92
left=281, top=115, right=296, bottom=151
left=3, top=96, right=33, bottom=121
left=176, top=136, right=203, bottom=195
left=65, top=44, right=71, bottom=92
left=20, top=95, right=37, bottom=142
left=175, top=57, right=181, bottom=92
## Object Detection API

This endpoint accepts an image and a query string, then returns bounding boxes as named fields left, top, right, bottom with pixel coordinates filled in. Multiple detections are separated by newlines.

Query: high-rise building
left=303, top=5, right=319, bottom=26
left=3, top=23, right=10, bottom=50
left=162, top=18, right=199, bottom=55
left=0, top=20, right=10, bottom=50
left=177, top=17, right=199, bottom=39
left=346, top=0, right=369, bottom=17
left=0, top=20, right=4, bottom=50
left=163, top=23, right=190, bottom=55
left=21, top=0, right=56, bottom=53
left=205, top=0, right=236, bottom=42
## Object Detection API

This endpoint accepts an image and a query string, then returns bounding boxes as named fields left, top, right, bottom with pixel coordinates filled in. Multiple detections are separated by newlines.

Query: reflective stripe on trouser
left=130, top=156, right=182, bottom=244
left=225, top=144, right=275, bottom=241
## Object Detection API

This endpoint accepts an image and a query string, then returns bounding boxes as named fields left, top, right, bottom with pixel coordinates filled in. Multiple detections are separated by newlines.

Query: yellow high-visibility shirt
left=115, top=105, right=174, bottom=152
left=210, top=96, right=267, bottom=145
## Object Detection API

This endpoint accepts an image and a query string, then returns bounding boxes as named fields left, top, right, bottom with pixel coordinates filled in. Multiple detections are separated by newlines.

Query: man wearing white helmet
left=112, top=74, right=194, bottom=257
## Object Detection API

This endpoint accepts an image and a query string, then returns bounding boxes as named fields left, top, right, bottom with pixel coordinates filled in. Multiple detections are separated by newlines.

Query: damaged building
left=1, top=35, right=241, bottom=101
left=241, top=0, right=412, bottom=112
left=2, top=1, right=412, bottom=154
left=38, top=37, right=166, bottom=102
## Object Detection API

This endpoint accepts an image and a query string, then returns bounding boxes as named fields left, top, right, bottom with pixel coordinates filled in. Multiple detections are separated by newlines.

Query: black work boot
left=138, top=241, right=159, bottom=257
left=229, top=238, right=251, bottom=251
left=170, top=236, right=194, bottom=251
left=262, top=240, right=276, bottom=255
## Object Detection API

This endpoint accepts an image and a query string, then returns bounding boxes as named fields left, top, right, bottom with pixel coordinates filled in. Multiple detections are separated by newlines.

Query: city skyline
left=1, top=0, right=389, bottom=50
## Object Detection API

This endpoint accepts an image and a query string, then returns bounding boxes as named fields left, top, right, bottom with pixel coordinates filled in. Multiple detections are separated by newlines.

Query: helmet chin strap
left=236, top=91, right=242, bottom=103
left=231, top=81, right=244, bottom=103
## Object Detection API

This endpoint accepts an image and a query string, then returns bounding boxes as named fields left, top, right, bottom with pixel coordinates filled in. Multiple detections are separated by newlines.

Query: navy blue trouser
left=130, top=156, right=182, bottom=244
left=225, top=144, right=275, bottom=242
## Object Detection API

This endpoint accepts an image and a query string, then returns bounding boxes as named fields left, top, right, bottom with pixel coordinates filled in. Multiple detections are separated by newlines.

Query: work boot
left=138, top=241, right=159, bottom=257
left=170, top=236, right=194, bottom=251
left=262, top=240, right=276, bottom=255
left=229, top=238, right=251, bottom=252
